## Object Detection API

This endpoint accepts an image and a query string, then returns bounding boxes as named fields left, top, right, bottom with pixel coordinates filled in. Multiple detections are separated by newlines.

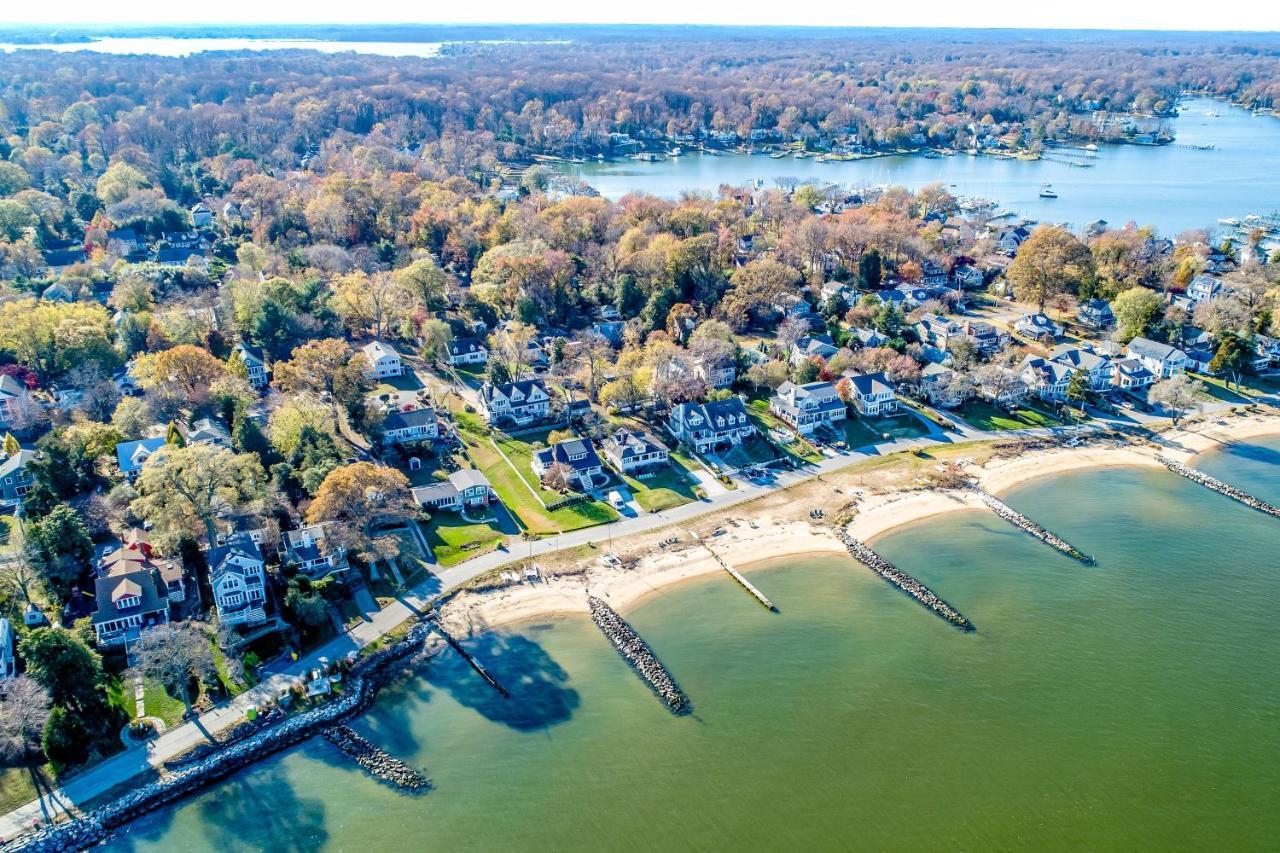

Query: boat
left=669, top=146, right=682, bottom=157
left=769, top=150, right=788, bottom=159
left=1218, top=217, right=1241, bottom=226
left=1038, top=184, right=1058, bottom=199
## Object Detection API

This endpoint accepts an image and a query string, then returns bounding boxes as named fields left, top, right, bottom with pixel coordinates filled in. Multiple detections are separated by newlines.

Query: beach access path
left=0, top=403, right=1249, bottom=842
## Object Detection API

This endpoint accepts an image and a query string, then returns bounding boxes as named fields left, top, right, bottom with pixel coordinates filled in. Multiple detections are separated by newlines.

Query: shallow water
left=107, top=437, right=1280, bottom=852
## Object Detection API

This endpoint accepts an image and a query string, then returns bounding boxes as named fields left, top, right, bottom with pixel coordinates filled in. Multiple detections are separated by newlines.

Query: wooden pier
left=702, top=543, right=776, bottom=611
left=430, top=620, right=512, bottom=698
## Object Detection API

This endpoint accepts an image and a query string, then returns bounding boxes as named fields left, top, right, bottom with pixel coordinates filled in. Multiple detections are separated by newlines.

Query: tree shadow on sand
left=420, top=630, right=580, bottom=731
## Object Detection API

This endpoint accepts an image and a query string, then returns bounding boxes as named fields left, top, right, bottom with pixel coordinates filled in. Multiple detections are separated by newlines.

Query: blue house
left=115, top=437, right=166, bottom=480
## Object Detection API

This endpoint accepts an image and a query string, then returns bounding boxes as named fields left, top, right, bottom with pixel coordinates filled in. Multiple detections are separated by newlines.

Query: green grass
left=621, top=466, right=698, bottom=512
left=839, top=416, right=889, bottom=447
left=720, top=435, right=781, bottom=469
left=212, top=646, right=248, bottom=698
left=390, top=529, right=435, bottom=587
left=0, top=514, right=23, bottom=556
left=141, top=679, right=188, bottom=727
left=421, top=516, right=504, bottom=567
left=878, top=411, right=934, bottom=441
left=743, top=400, right=824, bottom=465
left=0, top=767, right=38, bottom=815
left=1190, top=372, right=1253, bottom=403
left=960, top=399, right=1065, bottom=431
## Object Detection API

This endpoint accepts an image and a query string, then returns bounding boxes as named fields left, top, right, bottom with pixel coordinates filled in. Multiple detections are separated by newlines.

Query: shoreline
left=438, top=414, right=1280, bottom=637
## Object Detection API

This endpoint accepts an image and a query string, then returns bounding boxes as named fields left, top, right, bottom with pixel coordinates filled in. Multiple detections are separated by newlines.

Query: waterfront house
left=1049, top=345, right=1114, bottom=391
left=1254, top=335, right=1280, bottom=369
left=920, top=363, right=961, bottom=407
left=412, top=469, right=494, bottom=513
left=0, top=375, right=32, bottom=432
left=1019, top=356, right=1074, bottom=402
left=1184, top=345, right=1217, bottom=374
left=284, top=524, right=349, bottom=579
left=668, top=398, right=756, bottom=454
left=1112, top=357, right=1156, bottom=390
left=0, top=618, right=13, bottom=680
left=1077, top=298, right=1116, bottom=330
left=532, top=438, right=607, bottom=491
left=92, top=559, right=172, bottom=649
left=845, top=372, right=898, bottom=416
left=478, top=379, right=551, bottom=428
left=99, top=533, right=187, bottom=604
left=445, top=337, right=488, bottom=367
left=362, top=340, right=403, bottom=379
left=996, top=225, right=1032, bottom=256
left=963, top=321, right=1010, bottom=356
left=770, top=381, right=847, bottom=434
left=1187, top=274, right=1223, bottom=305
left=115, top=437, right=166, bottom=481
left=382, top=406, right=439, bottom=445
left=0, top=448, right=36, bottom=508
left=206, top=534, right=268, bottom=628
left=790, top=334, right=839, bottom=366
left=1126, top=337, right=1187, bottom=378
left=1014, top=313, right=1063, bottom=342
left=601, top=429, right=670, bottom=475
left=233, top=342, right=269, bottom=388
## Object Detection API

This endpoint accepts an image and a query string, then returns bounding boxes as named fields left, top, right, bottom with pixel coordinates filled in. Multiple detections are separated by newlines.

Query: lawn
left=960, top=399, right=1066, bottom=431
left=141, top=678, right=188, bottom=727
left=0, top=767, right=37, bottom=815
left=840, top=416, right=890, bottom=448
left=0, top=514, right=23, bottom=557
left=420, top=516, right=505, bottom=567
left=391, top=528, right=435, bottom=587
left=1190, top=372, right=1253, bottom=403
left=720, top=435, right=781, bottom=469
left=621, top=466, right=699, bottom=512
left=744, top=400, right=824, bottom=465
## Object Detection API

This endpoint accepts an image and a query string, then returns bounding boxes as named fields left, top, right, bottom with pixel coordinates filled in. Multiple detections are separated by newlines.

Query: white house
left=1186, top=274, right=1223, bottom=306
left=190, top=202, right=214, bottom=228
left=668, top=398, right=756, bottom=454
left=845, top=372, right=898, bottom=416
left=1112, top=358, right=1156, bottom=390
left=770, top=381, right=847, bottom=434
left=601, top=429, right=669, bottom=475
left=412, top=469, right=494, bottom=513
left=383, top=406, right=439, bottom=445
left=233, top=342, right=269, bottom=388
left=1014, top=313, right=1063, bottom=341
left=362, top=340, right=403, bottom=379
left=285, top=524, right=349, bottom=578
left=446, top=337, right=489, bottom=367
left=1019, top=356, right=1074, bottom=402
left=1049, top=345, right=1114, bottom=391
left=532, top=438, right=607, bottom=491
left=1126, top=337, right=1187, bottom=378
left=206, top=534, right=268, bottom=628
left=478, top=380, right=551, bottom=427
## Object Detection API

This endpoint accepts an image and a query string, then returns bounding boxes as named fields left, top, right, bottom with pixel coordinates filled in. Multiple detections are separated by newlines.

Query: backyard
left=420, top=515, right=505, bottom=567
left=959, top=399, right=1066, bottom=431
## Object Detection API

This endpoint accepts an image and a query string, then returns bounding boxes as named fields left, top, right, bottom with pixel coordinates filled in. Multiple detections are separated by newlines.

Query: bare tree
left=0, top=677, right=51, bottom=769
left=132, top=623, right=217, bottom=714
left=1149, top=374, right=1204, bottom=426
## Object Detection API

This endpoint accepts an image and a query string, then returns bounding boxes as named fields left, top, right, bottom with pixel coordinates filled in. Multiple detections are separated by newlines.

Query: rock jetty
left=975, top=490, right=1094, bottom=564
left=835, top=532, right=975, bottom=631
left=587, top=596, right=690, bottom=714
left=322, top=725, right=430, bottom=792
left=1157, top=455, right=1280, bottom=518
left=10, top=622, right=436, bottom=853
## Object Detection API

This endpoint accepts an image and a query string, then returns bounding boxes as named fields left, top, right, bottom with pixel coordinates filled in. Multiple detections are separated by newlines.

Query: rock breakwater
left=975, top=490, right=1094, bottom=564
left=1157, top=456, right=1280, bottom=518
left=322, top=725, right=430, bottom=792
left=835, top=532, right=975, bottom=631
left=587, top=596, right=690, bottom=714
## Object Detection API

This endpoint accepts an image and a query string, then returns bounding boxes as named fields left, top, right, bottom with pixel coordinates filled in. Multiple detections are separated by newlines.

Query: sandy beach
left=438, top=412, right=1280, bottom=636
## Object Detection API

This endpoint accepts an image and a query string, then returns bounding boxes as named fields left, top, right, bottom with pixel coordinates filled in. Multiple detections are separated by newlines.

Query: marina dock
left=835, top=532, right=974, bottom=631
left=1156, top=456, right=1280, bottom=518
left=588, top=596, right=690, bottom=714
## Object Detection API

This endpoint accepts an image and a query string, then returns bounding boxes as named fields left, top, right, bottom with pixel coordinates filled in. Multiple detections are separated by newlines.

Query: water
left=106, top=437, right=1280, bottom=852
left=0, top=38, right=445, bottom=57
left=562, top=98, right=1280, bottom=235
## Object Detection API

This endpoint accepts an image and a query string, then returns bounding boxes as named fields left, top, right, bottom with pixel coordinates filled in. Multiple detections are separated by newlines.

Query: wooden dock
left=430, top=620, right=512, bottom=698
left=702, top=543, right=776, bottom=611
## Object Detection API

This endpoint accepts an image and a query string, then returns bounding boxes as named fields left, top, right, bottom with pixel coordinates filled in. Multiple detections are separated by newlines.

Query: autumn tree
left=132, top=344, right=229, bottom=405
left=332, top=270, right=411, bottom=339
left=719, top=258, right=801, bottom=330
left=271, top=338, right=371, bottom=409
left=306, top=463, right=417, bottom=562
left=131, top=443, right=267, bottom=546
left=1110, top=286, right=1165, bottom=343
left=1007, top=226, right=1095, bottom=309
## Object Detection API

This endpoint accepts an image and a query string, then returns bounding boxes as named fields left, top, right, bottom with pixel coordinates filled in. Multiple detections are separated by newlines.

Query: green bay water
left=107, top=439, right=1280, bottom=852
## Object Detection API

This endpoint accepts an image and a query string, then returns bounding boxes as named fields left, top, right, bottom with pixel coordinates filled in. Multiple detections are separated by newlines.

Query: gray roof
left=534, top=438, right=603, bottom=473
left=446, top=337, right=485, bottom=357
left=206, top=533, right=263, bottom=576
left=1127, top=337, right=1183, bottom=362
left=384, top=407, right=437, bottom=431
left=603, top=429, right=669, bottom=461
left=0, top=449, right=36, bottom=481
left=847, top=372, right=895, bottom=396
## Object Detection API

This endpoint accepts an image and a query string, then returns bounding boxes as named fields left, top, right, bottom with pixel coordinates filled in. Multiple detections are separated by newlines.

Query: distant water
left=107, top=436, right=1280, bottom=852
left=0, top=38, right=444, bottom=57
left=562, top=98, right=1280, bottom=235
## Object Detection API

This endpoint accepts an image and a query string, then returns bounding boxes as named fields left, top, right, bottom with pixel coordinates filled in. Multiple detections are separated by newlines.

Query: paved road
left=0, top=407, right=1238, bottom=841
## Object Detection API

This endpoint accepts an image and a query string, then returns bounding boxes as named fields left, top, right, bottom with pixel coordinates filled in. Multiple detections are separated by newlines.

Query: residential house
left=478, top=379, right=551, bottom=427
left=920, top=363, right=958, bottom=407
left=953, top=265, right=985, bottom=289
left=0, top=375, right=32, bottom=432
left=1019, top=356, right=1075, bottom=402
left=154, top=246, right=207, bottom=268
left=42, top=247, right=86, bottom=271
left=915, top=313, right=963, bottom=350
left=1112, top=358, right=1156, bottom=390
left=668, top=398, right=757, bottom=454
left=996, top=225, right=1033, bottom=256
left=921, top=260, right=949, bottom=287
left=0, top=618, right=13, bottom=680
left=445, top=337, right=488, bottom=367
left=98, top=531, right=186, bottom=603
left=773, top=293, right=816, bottom=322
left=532, top=438, right=607, bottom=491
left=845, top=372, right=899, bottom=416
left=106, top=227, right=145, bottom=256
left=412, top=469, right=494, bottom=513
left=1184, top=344, right=1216, bottom=374
left=178, top=417, right=232, bottom=447
left=601, top=429, right=670, bottom=475
left=383, top=406, right=439, bottom=445
left=1049, top=344, right=1114, bottom=391
left=820, top=281, right=856, bottom=307
left=190, top=202, right=214, bottom=228
left=1254, top=335, right=1280, bottom=369
left=770, top=381, right=847, bottom=434
left=1077, top=298, right=1116, bottom=330
left=115, top=437, right=166, bottom=480
left=0, top=448, right=36, bottom=508
left=284, top=524, right=349, bottom=578
left=964, top=321, right=1010, bottom=355
left=1127, top=337, right=1187, bottom=378
left=1187, top=274, right=1223, bottom=305
left=206, top=534, right=268, bottom=627
left=92, top=560, right=172, bottom=649
left=592, top=321, right=626, bottom=347
left=233, top=342, right=269, bottom=388
left=790, top=334, right=839, bottom=366
left=362, top=340, right=403, bottom=379
left=42, top=282, right=74, bottom=302
left=1014, top=313, right=1063, bottom=341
